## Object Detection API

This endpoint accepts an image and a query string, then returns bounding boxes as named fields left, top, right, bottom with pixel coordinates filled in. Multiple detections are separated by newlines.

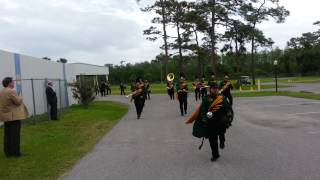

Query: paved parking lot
left=63, top=94, right=320, bottom=180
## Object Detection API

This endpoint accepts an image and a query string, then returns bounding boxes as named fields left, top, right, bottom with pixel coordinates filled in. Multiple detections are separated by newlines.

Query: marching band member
left=207, top=72, right=217, bottom=87
left=145, top=80, right=151, bottom=100
left=192, top=76, right=201, bottom=101
left=200, top=75, right=207, bottom=99
left=219, top=75, right=233, bottom=106
left=132, top=77, right=146, bottom=119
left=176, top=75, right=188, bottom=116
left=167, top=80, right=175, bottom=100
left=186, top=82, right=231, bottom=162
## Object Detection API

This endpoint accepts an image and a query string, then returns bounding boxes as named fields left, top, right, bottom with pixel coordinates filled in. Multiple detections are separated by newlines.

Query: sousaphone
left=167, top=73, right=175, bottom=81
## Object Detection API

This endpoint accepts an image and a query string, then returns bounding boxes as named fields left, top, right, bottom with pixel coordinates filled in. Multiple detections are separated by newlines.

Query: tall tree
left=221, top=20, right=251, bottom=75
left=240, top=0, right=289, bottom=85
left=142, top=0, right=170, bottom=79
left=166, top=0, right=186, bottom=74
left=203, top=0, right=245, bottom=74
left=183, top=2, right=210, bottom=77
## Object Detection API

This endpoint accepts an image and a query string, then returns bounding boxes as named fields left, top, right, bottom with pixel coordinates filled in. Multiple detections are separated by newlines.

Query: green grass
left=234, top=91, right=320, bottom=100
left=239, top=84, right=290, bottom=90
left=107, top=82, right=287, bottom=95
left=260, top=76, right=320, bottom=83
left=0, top=101, right=128, bottom=180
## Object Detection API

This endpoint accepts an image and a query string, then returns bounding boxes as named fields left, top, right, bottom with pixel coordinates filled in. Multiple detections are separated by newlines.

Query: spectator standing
left=0, top=77, right=29, bottom=157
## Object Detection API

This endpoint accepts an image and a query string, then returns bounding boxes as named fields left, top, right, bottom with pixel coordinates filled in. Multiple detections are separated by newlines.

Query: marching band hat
left=209, top=82, right=219, bottom=89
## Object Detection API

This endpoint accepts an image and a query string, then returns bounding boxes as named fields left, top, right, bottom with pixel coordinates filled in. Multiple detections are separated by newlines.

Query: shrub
left=70, top=76, right=95, bottom=107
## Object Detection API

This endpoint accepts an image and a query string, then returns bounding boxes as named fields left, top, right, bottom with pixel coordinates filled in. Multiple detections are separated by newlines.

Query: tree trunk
left=194, top=30, right=202, bottom=77
left=251, top=24, right=256, bottom=85
left=160, top=0, right=169, bottom=78
left=210, top=0, right=216, bottom=74
left=176, top=21, right=183, bottom=75
left=235, top=39, right=240, bottom=74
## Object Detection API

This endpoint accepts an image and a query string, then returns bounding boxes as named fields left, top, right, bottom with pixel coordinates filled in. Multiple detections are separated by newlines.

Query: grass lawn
left=0, top=101, right=128, bottom=180
left=260, top=76, right=320, bottom=83
left=234, top=91, right=320, bottom=100
left=239, top=84, right=290, bottom=90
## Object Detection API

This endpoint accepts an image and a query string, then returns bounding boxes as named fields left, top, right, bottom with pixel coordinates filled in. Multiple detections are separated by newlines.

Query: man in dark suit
left=46, top=81, right=58, bottom=120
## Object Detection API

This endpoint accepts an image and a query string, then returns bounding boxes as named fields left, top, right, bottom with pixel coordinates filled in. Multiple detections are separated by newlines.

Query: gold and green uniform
left=176, top=80, right=188, bottom=116
left=219, top=81, right=233, bottom=106
left=193, top=94, right=231, bottom=159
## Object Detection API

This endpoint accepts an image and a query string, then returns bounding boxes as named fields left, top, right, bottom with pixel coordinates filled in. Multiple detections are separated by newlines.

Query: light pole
left=273, top=60, right=278, bottom=93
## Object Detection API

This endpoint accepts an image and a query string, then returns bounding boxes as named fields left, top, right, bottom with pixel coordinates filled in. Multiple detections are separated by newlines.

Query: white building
left=0, top=49, right=109, bottom=116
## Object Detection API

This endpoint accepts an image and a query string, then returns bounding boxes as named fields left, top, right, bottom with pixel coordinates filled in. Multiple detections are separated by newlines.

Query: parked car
left=238, top=76, right=251, bottom=85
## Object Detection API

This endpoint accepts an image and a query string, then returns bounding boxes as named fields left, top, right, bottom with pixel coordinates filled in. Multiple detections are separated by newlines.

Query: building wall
left=0, top=50, right=15, bottom=81
left=0, top=49, right=109, bottom=116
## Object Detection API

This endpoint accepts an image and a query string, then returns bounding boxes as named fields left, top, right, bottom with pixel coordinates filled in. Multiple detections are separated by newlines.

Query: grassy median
left=234, top=91, right=320, bottom=100
left=0, top=101, right=128, bottom=180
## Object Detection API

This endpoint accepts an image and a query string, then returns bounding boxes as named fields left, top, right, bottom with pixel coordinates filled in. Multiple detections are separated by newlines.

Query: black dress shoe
left=211, top=155, right=220, bottom=162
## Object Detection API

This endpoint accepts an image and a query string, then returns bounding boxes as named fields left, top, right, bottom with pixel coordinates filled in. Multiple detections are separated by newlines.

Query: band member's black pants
left=209, top=133, right=219, bottom=158
left=179, top=94, right=188, bottom=115
left=201, top=89, right=207, bottom=99
left=106, top=88, right=111, bottom=95
left=100, top=90, right=106, bottom=96
left=146, top=91, right=150, bottom=100
left=195, top=88, right=200, bottom=101
left=168, top=89, right=174, bottom=100
left=49, top=102, right=58, bottom=120
left=4, top=120, right=21, bottom=157
left=134, top=96, right=145, bottom=118
left=120, top=89, right=125, bottom=95
left=209, top=128, right=226, bottom=158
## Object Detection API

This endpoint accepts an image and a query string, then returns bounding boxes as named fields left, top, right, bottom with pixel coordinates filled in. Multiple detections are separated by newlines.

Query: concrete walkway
left=63, top=94, right=320, bottom=180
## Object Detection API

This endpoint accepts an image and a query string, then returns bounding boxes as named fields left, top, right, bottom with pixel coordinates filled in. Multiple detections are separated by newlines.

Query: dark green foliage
left=70, top=76, right=95, bottom=107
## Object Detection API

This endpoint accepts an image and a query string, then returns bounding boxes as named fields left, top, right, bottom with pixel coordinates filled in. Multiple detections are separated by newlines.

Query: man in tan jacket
left=0, top=77, right=28, bottom=157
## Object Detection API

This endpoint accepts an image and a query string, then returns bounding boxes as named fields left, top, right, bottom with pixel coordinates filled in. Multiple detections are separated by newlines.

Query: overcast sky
left=0, top=0, right=319, bottom=66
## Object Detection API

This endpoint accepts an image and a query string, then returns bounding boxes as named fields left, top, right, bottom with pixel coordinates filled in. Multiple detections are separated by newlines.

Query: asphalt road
left=63, top=94, right=320, bottom=180
left=280, top=83, right=320, bottom=94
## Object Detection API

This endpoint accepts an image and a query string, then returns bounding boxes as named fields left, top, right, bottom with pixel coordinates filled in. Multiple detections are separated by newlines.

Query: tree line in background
left=108, top=19, right=319, bottom=84
left=137, top=0, right=289, bottom=85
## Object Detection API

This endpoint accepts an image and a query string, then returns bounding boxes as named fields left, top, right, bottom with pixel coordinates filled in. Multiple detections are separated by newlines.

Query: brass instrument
left=166, top=73, right=175, bottom=89
left=167, top=73, right=175, bottom=82
left=126, top=93, right=134, bottom=98
left=200, top=82, right=208, bottom=90
left=126, top=83, right=144, bottom=102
